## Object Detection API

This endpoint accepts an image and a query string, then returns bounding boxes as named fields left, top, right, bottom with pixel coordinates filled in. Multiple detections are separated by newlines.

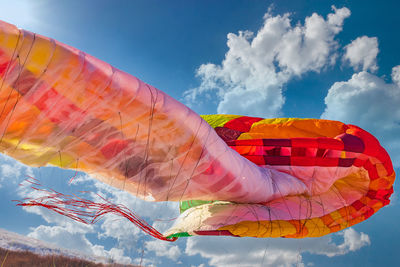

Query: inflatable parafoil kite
left=0, top=20, right=395, bottom=241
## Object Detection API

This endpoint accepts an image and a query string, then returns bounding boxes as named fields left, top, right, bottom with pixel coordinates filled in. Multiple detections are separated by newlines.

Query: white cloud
left=28, top=225, right=94, bottom=255
left=97, top=213, right=141, bottom=250
left=0, top=154, right=34, bottom=188
left=343, top=36, right=379, bottom=72
left=275, top=6, right=350, bottom=75
left=337, top=228, right=370, bottom=252
left=184, top=6, right=350, bottom=117
left=321, top=67, right=400, bottom=165
left=185, top=228, right=369, bottom=267
left=28, top=225, right=132, bottom=264
left=1, top=164, right=18, bottom=179
left=392, top=65, right=400, bottom=86
left=145, top=239, right=181, bottom=260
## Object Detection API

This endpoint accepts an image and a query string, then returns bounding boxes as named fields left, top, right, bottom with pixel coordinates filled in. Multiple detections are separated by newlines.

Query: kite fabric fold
left=168, top=116, right=394, bottom=238
left=0, top=20, right=395, bottom=240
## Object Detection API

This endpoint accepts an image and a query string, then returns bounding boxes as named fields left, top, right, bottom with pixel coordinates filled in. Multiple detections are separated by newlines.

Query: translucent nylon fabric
left=0, top=20, right=306, bottom=203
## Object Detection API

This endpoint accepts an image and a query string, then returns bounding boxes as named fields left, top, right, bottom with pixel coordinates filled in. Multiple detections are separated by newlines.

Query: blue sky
left=0, top=0, right=399, bottom=266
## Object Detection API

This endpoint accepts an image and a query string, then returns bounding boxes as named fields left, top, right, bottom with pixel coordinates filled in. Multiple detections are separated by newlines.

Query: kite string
left=14, top=176, right=177, bottom=242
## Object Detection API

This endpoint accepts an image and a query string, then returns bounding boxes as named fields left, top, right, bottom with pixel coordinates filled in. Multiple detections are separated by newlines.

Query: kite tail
left=15, top=177, right=177, bottom=242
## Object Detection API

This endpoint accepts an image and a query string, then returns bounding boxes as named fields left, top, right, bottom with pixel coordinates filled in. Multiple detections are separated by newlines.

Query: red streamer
left=15, top=177, right=177, bottom=242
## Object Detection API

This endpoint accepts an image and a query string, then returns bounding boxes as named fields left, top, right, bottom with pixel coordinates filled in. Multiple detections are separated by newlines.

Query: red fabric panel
left=292, top=138, right=318, bottom=148
left=364, top=160, right=379, bottom=180
left=194, top=230, right=238, bottom=237
left=263, top=139, right=292, bottom=147
left=100, top=139, right=131, bottom=159
left=352, top=200, right=365, bottom=211
left=317, top=137, right=344, bottom=151
left=0, top=61, right=9, bottom=76
left=223, top=116, right=263, bottom=132
left=366, top=190, right=377, bottom=199
left=346, top=125, right=379, bottom=155
left=291, top=157, right=316, bottom=166
left=364, top=207, right=374, bottom=219
left=338, top=158, right=355, bottom=167
left=291, top=147, right=306, bottom=157
left=263, top=155, right=291, bottom=165
left=337, top=133, right=364, bottom=153
left=227, top=139, right=265, bottom=146
left=214, top=127, right=242, bottom=142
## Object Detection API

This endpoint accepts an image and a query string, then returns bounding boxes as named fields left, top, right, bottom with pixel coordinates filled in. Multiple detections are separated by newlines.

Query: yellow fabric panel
left=24, top=35, right=55, bottom=76
left=219, top=217, right=334, bottom=238
left=253, top=118, right=308, bottom=126
left=0, top=23, right=20, bottom=51
left=239, top=118, right=346, bottom=139
left=200, top=114, right=242, bottom=128
left=1, top=138, right=53, bottom=167
left=218, top=219, right=297, bottom=238
left=302, top=218, right=332, bottom=237
left=329, top=210, right=349, bottom=228
left=48, top=152, right=77, bottom=168
left=333, top=169, right=370, bottom=196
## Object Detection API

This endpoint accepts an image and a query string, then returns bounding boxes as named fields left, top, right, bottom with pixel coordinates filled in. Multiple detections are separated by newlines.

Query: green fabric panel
left=167, top=232, right=191, bottom=238
left=200, top=114, right=241, bottom=128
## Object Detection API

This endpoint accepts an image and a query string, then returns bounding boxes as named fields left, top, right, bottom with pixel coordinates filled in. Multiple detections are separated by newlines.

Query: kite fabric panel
left=0, top=20, right=395, bottom=240
left=168, top=116, right=395, bottom=238
left=0, top=20, right=305, bottom=204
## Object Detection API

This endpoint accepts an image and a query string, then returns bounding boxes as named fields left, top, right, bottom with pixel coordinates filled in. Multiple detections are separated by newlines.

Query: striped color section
left=173, top=116, right=394, bottom=238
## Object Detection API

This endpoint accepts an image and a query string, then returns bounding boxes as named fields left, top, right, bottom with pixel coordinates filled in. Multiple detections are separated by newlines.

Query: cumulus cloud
left=392, top=65, right=400, bottom=86
left=184, top=6, right=350, bottom=117
left=337, top=228, right=370, bottom=253
left=28, top=225, right=132, bottom=264
left=28, top=225, right=95, bottom=255
left=343, top=36, right=379, bottom=72
left=1, top=164, right=18, bottom=180
left=185, top=228, right=370, bottom=267
left=321, top=67, right=400, bottom=165
left=145, top=239, right=181, bottom=260
left=0, top=154, right=34, bottom=188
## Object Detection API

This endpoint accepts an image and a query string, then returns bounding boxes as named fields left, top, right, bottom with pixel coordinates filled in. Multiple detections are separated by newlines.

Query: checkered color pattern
left=172, top=116, right=395, bottom=238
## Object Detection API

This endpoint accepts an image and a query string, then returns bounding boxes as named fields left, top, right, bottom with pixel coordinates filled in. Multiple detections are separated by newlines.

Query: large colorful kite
left=0, top=20, right=395, bottom=241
